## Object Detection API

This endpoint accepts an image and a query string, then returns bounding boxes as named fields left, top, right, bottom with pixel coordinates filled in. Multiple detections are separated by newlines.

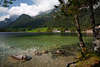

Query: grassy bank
left=28, top=28, right=48, bottom=32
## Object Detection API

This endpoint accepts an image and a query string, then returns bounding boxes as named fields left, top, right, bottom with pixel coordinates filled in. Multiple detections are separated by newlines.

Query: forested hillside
left=0, top=6, right=100, bottom=32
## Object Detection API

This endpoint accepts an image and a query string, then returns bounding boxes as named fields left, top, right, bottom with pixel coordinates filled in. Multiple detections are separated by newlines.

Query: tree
left=0, top=0, right=15, bottom=7
left=88, top=0, right=100, bottom=53
left=88, top=0, right=100, bottom=40
left=56, top=0, right=87, bottom=57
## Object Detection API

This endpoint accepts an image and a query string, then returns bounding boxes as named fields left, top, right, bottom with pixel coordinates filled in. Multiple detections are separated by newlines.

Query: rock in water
left=25, top=55, right=32, bottom=61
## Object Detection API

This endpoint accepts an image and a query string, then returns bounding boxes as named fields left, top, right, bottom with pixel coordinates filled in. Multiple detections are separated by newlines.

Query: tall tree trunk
left=88, top=0, right=96, bottom=40
left=74, top=14, right=86, bottom=57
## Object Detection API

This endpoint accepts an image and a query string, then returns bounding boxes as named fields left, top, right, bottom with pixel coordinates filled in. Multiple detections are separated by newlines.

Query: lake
left=0, top=32, right=92, bottom=67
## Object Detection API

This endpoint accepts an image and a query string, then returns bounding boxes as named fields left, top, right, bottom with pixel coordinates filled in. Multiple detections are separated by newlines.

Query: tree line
left=56, top=0, right=100, bottom=57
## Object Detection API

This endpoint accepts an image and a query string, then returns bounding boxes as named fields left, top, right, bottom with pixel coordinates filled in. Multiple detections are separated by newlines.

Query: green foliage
left=28, top=27, right=48, bottom=32
left=1, top=8, right=99, bottom=32
left=47, top=27, right=53, bottom=32
left=0, top=0, right=16, bottom=7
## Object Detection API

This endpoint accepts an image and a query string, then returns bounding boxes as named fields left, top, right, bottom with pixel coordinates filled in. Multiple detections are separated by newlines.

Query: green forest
left=0, top=7, right=100, bottom=32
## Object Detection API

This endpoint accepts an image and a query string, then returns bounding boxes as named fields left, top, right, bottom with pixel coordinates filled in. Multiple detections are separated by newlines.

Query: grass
left=75, top=56, right=100, bottom=67
left=28, top=28, right=48, bottom=32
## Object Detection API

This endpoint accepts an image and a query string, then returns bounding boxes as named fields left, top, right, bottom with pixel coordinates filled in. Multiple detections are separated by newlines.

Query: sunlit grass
left=28, top=28, right=48, bottom=32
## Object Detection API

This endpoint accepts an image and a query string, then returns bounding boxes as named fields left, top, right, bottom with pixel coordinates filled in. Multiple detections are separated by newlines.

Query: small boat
left=10, top=55, right=32, bottom=61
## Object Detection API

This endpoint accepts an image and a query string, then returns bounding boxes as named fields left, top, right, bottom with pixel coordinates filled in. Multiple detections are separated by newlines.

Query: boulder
left=56, top=49, right=65, bottom=54
left=34, top=51, right=42, bottom=56
left=42, top=50, right=49, bottom=54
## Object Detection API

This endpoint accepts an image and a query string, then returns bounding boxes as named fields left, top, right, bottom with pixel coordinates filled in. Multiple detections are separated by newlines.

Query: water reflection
left=0, top=32, right=92, bottom=67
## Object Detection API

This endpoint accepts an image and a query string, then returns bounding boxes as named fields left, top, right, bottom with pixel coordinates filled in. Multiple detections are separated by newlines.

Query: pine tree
left=0, top=0, right=15, bottom=7
left=56, top=0, right=88, bottom=57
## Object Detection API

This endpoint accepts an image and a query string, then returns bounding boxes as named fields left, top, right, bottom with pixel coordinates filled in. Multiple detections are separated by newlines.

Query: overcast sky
left=0, top=0, right=59, bottom=21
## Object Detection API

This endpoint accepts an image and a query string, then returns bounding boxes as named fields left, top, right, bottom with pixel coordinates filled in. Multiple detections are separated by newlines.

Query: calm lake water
left=0, top=32, right=92, bottom=67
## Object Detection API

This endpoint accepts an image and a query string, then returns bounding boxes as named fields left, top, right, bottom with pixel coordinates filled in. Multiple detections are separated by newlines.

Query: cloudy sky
left=0, top=0, right=59, bottom=21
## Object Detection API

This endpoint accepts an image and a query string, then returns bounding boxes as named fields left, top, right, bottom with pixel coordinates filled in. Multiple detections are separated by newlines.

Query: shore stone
left=56, top=50, right=65, bottom=54
left=42, top=50, right=49, bottom=54
left=34, top=51, right=42, bottom=56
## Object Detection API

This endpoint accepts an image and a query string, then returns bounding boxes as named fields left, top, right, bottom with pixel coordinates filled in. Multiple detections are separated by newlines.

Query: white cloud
left=8, top=3, right=37, bottom=16
left=0, top=0, right=59, bottom=21
left=0, top=7, right=8, bottom=13
left=0, top=7, right=9, bottom=21
left=9, top=0, right=59, bottom=16
left=0, top=15, right=10, bottom=21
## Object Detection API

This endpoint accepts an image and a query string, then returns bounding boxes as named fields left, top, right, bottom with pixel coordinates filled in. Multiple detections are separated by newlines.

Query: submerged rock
left=34, top=51, right=42, bottom=56
left=42, top=50, right=49, bottom=54
left=51, top=49, right=65, bottom=55
left=10, top=55, right=32, bottom=62
left=56, top=50, right=65, bottom=54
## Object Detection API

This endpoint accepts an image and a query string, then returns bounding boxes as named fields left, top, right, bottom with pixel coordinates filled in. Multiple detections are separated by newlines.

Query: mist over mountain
left=0, top=6, right=100, bottom=32
left=0, top=15, right=18, bottom=28
left=0, top=12, right=53, bottom=32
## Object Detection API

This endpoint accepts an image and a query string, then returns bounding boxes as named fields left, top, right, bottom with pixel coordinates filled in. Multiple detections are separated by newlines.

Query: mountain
left=0, top=18, right=13, bottom=28
left=10, top=14, right=33, bottom=28
left=0, top=15, right=18, bottom=28
left=6, top=13, right=51, bottom=31
left=0, top=7, right=100, bottom=32
left=0, top=10, right=54, bottom=32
